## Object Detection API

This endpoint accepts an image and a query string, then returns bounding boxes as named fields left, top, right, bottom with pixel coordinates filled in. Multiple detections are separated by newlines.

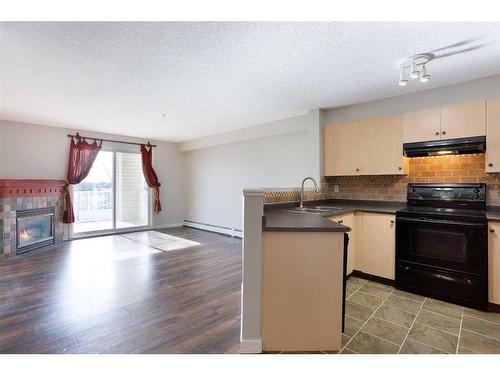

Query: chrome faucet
left=299, top=177, right=320, bottom=208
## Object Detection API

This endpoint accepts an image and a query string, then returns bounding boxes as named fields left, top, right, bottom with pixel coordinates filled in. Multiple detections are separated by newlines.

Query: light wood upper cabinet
left=358, top=115, right=407, bottom=175
left=358, top=213, right=396, bottom=280
left=440, top=100, right=486, bottom=140
left=488, top=222, right=500, bottom=305
left=357, top=118, right=382, bottom=175
left=324, top=115, right=407, bottom=176
left=486, top=97, right=500, bottom=173
left=377, top=114, right=408, bottom=175
left=403, top=108, right=441, bottom=143
left=324, top=122, right=359, bottom=176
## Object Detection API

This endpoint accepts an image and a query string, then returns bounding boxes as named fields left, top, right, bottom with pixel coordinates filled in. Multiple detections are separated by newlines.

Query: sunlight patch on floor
left=121, top=231, right=201, bottom=252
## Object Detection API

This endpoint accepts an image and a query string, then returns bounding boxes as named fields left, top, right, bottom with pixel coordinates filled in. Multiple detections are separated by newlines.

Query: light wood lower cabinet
left=329, top=211, right=395, bottom=280
left=357, top=212, right=396, bottom=280
left=486, top=97, right=500, bottom=173
left=328, top=213, right=356, bottom=275
left=488, top=222, right=500, bottom=305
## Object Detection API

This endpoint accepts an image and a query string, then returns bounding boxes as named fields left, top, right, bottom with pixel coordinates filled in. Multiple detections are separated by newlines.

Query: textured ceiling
left=1, top=22, right=500, bottom=142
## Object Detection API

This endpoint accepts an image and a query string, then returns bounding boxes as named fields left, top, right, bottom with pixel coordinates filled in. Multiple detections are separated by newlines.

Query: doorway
left=72, top=151, right=150, bottom=235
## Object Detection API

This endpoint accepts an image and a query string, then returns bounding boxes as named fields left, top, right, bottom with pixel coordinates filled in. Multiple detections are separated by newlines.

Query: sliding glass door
left=72, top=151, right=150, bottom=235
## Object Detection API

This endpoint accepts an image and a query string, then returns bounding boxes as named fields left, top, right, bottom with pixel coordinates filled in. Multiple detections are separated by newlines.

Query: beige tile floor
left=340, top=277, right=500, bottom=354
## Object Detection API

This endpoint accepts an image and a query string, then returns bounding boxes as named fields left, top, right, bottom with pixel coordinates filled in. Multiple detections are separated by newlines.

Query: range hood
left=403, top=136, right=486, bottom=157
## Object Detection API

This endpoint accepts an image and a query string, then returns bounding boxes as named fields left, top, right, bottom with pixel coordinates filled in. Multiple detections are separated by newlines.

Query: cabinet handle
left=435, top=131, right=440, bottom=136
left=442, top=131, right=446, bottom=135
left=398, top=166, right=402, bottom=170
left=356, top=168, right=360, bottom=172
left=491, top=228, right=496, bottom=233
left=488, top=163, right=493, bottom=167
left=390, top=220, right=395, bottom=224
left=338, top=220, right=344, bottom=224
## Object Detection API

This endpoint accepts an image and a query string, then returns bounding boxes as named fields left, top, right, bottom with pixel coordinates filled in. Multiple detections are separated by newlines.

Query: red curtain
left=141, top=144, right=162, bottom=214
left=63, top=137, right=102, bottom=223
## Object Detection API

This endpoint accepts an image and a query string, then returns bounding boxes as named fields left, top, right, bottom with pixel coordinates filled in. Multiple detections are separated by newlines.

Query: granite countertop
left=262, top=199, right=406, bottom=233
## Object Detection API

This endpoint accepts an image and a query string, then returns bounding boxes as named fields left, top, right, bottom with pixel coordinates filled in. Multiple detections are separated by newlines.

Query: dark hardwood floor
left=0, top=227, right=242, bottom=354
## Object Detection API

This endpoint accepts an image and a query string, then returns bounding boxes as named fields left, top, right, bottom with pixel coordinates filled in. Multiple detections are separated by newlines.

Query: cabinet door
left=403, top=108, right=441, bottom=143
left=329, top=213, right=355, bottom=275
left=376, top=114, right=408, bottom=175
left=358, top=213, right=396, bottom=280
left=486, top=97, right=500, bottom=173
left=357, top=118, right=382, bottom=175
left=488, top=222, right=500, bottom=305
left=440, top=100, right=486, bottom=140
left=324, top=122, right=359, bottom=176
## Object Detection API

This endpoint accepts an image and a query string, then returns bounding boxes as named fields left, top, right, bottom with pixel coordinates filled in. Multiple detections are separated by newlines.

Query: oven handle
left=396, top=217, right=486, bottom=227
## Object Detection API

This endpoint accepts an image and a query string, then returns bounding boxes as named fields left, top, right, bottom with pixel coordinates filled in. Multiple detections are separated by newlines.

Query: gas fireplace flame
left=21, top=229, right=29, bottom=239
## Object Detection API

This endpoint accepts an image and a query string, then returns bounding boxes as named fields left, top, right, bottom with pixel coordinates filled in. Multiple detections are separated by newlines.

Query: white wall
left=182, top=112, right=322, bottom=231
left=0, top=119, right=185, bottom=227
left=323, top=74, right=500, bottom=125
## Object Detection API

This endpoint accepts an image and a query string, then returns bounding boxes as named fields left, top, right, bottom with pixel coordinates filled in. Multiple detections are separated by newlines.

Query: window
left=72, top=151, right=150, bottom=235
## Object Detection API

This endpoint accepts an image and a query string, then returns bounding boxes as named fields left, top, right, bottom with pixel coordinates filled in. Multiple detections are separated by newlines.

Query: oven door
left=396, top=216, right=487, bottom=276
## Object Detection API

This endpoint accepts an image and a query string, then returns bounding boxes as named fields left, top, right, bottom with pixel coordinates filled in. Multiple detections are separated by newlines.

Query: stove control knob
left=474, top=188, right=480, bottom=193
left=474, top=194, right=480, bottom=200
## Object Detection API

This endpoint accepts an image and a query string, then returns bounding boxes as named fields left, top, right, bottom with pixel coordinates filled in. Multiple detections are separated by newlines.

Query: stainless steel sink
left=313, top=206, right=344, bottom=211
left=285, top=206, right=345, bottom=214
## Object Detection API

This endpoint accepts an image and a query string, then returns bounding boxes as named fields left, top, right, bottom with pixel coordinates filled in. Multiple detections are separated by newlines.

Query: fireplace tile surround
left=0, top=180, right=65, bottom=258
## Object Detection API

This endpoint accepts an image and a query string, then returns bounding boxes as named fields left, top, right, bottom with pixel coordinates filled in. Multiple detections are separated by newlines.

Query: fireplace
left=16, top=208, right=55, bottom=254
left=1, top=179, right=66, bottom=258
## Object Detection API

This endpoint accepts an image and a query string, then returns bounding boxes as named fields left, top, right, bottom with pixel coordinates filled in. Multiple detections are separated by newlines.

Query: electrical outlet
left=334, top=184, right=340, bottom=193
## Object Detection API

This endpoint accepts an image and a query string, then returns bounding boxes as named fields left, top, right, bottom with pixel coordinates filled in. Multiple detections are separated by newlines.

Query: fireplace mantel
left=0, top=179, right=67, bottom=198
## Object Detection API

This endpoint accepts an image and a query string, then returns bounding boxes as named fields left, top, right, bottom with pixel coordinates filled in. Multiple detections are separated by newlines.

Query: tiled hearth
left=0, top=180, right=66, bottom=258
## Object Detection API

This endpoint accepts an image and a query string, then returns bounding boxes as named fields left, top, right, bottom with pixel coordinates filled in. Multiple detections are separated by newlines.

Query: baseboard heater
left=183, top=220, right=243, bottom=238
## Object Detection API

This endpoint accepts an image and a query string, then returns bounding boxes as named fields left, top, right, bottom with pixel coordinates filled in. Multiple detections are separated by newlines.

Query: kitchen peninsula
left=240, top=188, right=350, bottom=353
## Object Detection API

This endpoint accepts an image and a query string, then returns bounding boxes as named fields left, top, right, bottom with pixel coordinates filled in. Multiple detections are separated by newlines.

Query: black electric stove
left=396, top=183, right=488, bottom=309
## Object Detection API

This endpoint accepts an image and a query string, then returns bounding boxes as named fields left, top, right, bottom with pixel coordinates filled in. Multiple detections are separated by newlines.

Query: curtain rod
left=67, top=132, right=157, bottom=147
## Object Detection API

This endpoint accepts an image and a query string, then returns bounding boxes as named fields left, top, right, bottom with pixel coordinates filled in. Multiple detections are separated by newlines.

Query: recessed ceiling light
left=161, top=113, right=167, bottom=118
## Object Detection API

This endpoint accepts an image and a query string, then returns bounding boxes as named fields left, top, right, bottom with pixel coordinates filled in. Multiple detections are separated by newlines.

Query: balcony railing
left=74, top=189, right=113, bottom=223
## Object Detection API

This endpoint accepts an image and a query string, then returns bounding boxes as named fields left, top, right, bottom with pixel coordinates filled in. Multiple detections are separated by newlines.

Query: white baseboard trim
left=152, top=223, right=183, bottom=229
left=183, top=220, right=243, bottom=238
left=239, top=339, right=262, bottom=354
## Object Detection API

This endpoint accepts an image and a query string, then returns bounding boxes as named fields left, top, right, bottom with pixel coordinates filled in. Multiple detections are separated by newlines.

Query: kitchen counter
left=264, top=199, right=500, bottom=231
left=487, top=206, right=500, bottom=221
left=262, top=209, right=350, bottom=232
left=262, top=199, right=406, bottom=233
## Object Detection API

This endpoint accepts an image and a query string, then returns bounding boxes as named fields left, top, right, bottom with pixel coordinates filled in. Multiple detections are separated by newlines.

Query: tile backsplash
left=264, top=153, right=500, bottom=206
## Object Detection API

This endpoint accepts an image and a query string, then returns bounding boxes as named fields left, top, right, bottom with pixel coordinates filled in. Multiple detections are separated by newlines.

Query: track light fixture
left=398, top=67, right=409, bottom=86
left=398, top=54, right=431, bottom=87
left=420, top=64, right=430, bottom=82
